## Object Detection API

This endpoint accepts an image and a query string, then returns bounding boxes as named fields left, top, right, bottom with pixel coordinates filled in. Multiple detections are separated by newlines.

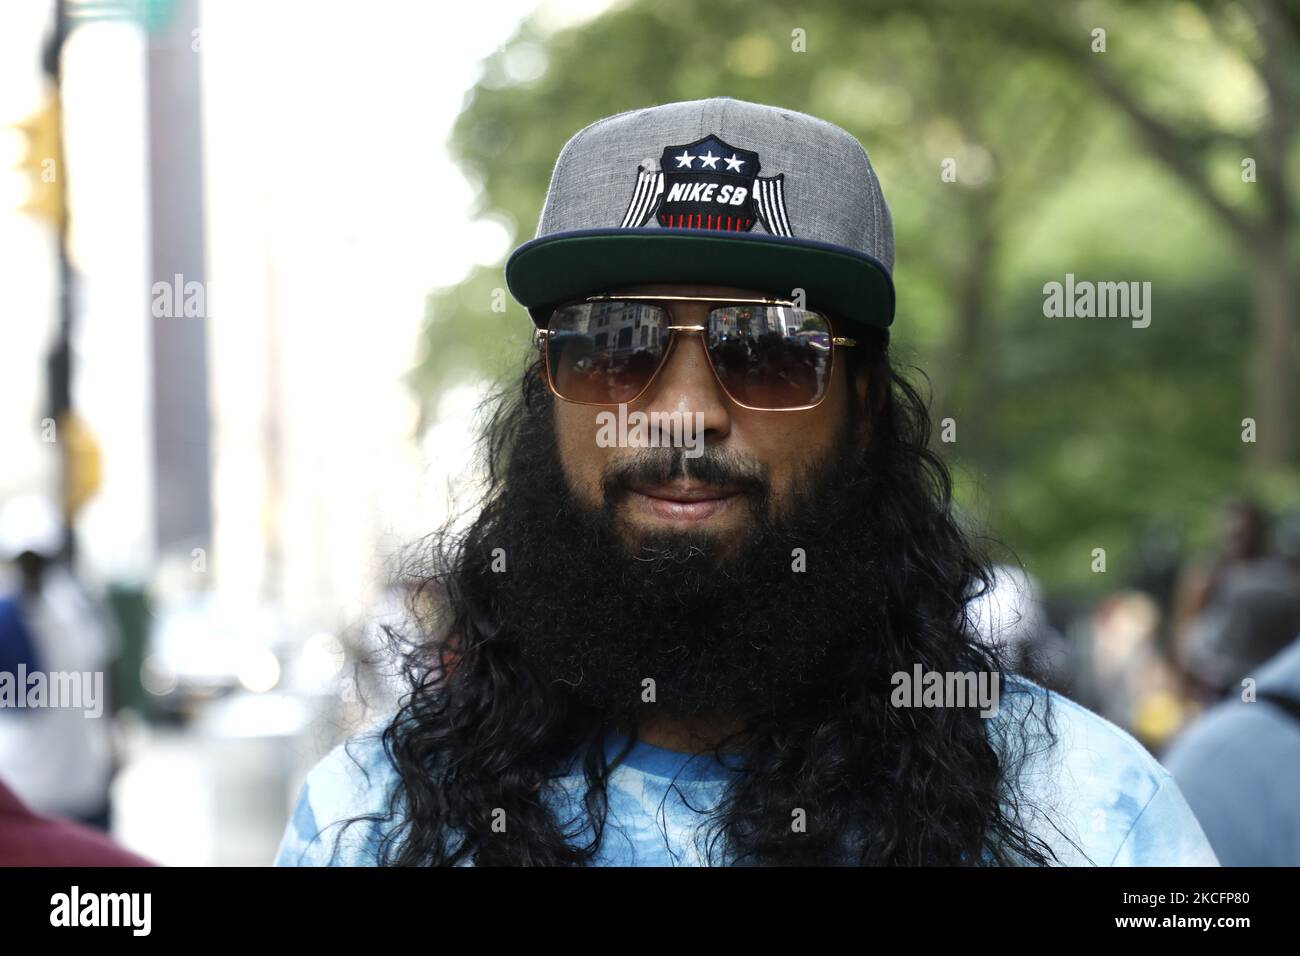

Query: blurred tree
left=925, top=0, right=1297, bottom=467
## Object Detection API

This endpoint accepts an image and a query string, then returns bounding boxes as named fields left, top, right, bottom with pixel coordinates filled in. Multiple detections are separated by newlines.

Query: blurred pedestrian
left=1171, top=499, right=1300, bottom=701
left=0, top=495, right=116, bottom=829
left=967, top=563, right=1076, bottom=694
left=0, top=774, right=152, bottom=866
left=1163, top=637, right=1300, bottom=866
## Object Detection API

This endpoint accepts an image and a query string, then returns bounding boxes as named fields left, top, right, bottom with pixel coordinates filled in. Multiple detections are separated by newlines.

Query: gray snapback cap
left=505, top=96, right=896, bottom=333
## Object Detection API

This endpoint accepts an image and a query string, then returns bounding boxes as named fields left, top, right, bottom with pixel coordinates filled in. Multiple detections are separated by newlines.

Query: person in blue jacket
left=1165, top=637, right=1300, bottom=866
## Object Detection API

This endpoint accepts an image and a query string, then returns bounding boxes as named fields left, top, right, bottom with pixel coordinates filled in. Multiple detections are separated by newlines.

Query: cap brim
left=505, top=227, right=895, bottom=332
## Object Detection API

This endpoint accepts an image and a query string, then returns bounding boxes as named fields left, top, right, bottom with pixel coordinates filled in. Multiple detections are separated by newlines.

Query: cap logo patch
left=619, top=134, right=792, bottom=236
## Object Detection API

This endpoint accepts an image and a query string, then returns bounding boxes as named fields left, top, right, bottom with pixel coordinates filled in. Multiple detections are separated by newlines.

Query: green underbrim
left=505, top=228, right=895, bottom=333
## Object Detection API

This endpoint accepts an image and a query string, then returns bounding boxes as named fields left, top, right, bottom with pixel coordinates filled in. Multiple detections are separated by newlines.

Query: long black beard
left=475, top=399, right=893, bottom=724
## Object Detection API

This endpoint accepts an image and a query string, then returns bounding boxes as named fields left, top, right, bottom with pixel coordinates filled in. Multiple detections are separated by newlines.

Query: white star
left=674, top=150, right=694, bottom=168
left=698, top=150, right=719, bottom=169
left=724, top=153, right=745, bottom=172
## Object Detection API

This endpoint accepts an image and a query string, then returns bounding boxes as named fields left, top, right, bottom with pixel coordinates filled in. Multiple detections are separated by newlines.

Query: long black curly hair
left=344, top=329, right=1070, bottom=866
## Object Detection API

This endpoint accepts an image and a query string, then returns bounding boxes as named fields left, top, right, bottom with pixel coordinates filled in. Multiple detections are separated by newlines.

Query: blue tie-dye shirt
left=274, top=677, right=1219, bottom=866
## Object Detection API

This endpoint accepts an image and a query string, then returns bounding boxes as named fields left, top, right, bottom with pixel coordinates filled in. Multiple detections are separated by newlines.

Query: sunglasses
left=535, top=294, right=857, bottom=411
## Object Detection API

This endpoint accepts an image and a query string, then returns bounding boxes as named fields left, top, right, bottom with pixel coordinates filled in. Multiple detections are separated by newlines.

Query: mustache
left=599, top=445, right=769, bottom=502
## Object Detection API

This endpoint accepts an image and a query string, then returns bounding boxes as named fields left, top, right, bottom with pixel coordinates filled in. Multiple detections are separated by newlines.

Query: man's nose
left=635, top=312, right=732, bottom=440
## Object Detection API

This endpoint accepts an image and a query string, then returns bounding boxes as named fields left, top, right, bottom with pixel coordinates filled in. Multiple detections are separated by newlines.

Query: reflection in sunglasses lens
left=707, top=306, right=832, bottom=409
left=547, top=301, right=669, bottom=404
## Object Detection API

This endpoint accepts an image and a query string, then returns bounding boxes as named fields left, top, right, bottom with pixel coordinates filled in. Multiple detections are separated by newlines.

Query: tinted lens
left=545, top=301, right=670, bottom=404
left=706, top=305, right=834, bottom=408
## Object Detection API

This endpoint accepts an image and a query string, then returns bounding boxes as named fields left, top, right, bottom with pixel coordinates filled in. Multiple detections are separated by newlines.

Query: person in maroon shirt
left=0, top=777, right=153, bottom=866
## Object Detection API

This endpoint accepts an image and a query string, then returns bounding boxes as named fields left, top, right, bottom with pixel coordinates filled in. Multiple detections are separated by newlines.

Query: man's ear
left=851, top=364, right=888, bottom=447
left=852, top=366, right=872, bottom=446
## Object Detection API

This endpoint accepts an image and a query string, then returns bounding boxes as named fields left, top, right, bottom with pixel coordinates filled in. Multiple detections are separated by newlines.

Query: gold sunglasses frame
left=534, top=294, right=857, bottom=412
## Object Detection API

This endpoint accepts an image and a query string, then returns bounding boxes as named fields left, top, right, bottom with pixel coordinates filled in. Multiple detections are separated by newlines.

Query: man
left=276, top=97, right=1217, bottom=866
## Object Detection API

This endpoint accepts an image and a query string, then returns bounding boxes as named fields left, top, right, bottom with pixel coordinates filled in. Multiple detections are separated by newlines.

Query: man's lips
left=625, top=481, right=741, bottom=522
left=631, top=481, right=741, bottom=502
